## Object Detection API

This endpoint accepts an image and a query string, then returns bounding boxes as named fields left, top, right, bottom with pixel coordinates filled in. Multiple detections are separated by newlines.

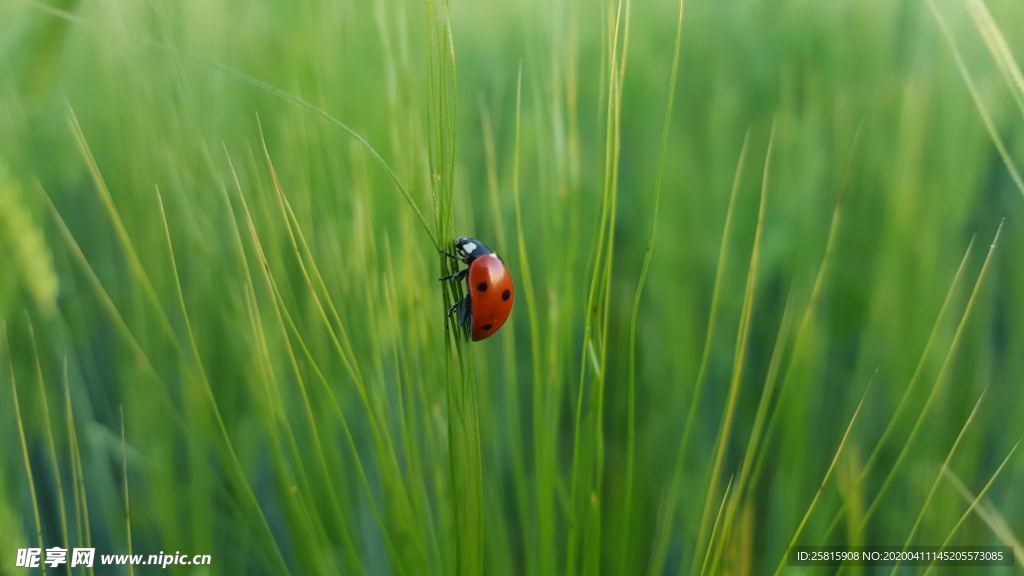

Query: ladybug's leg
left=438, top=268, right=467, bottom=282
left=439, top=249, right=463, bottom=261
left=456, top=297, right=472, bottom=330
left=445, top=297, right=472, bottom=331
left=447, top=300, right=460, bottom=317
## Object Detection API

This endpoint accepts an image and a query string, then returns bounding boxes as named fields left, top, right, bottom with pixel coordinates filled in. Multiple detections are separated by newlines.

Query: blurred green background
left=1, top=0, right=1022, bottom=573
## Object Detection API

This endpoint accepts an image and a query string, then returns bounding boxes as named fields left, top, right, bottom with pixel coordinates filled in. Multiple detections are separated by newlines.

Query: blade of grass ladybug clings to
left=849, top=221, right=1003, bottom=538
left=621, top=0, right=686, bottom=571
left=425, top=0, right=482, bottom=572
left=943, top=468, right=1024, bottom=567
left=922, top=439, right=1021, bottom=576
left=928, top=0, right=1024, bottom=200
left=648, top=130, right=749, bottom=576
left=690, top=118, right=774, bottom=576
left=889, top=388, right=989, bottom=575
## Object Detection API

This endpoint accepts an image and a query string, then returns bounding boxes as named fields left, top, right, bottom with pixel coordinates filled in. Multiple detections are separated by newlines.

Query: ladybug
left=440, top=235, right=514, bottom=341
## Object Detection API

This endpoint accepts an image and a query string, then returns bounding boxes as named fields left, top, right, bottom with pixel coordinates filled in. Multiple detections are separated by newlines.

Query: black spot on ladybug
left=477, top=282, right=488, bottom=292
left=482, top=324, right=493, bottom=331
left=502, top=289, right=511, bottom=301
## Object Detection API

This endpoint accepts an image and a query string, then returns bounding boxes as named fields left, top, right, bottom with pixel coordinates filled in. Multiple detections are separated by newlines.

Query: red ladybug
left=440, top=236, right=514, bottom=341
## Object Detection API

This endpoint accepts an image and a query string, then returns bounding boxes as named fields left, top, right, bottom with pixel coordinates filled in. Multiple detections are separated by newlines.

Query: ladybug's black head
left=455, top=236, right=494, bottom=261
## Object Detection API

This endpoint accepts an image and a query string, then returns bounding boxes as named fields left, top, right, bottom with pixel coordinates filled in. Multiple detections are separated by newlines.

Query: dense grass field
left=2, top=0, right=1023, bottom=573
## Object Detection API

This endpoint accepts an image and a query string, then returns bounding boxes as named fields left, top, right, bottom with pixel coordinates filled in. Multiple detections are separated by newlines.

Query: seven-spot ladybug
left=440, top=236, right=514, bottom=341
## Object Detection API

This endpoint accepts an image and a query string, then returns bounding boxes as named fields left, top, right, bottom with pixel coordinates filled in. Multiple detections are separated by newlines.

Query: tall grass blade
left=648, top=131, right=750, bottom=576
left=28, top=321, right=71, bottom=576
left=689, top=118, right=775, bottom=576
left=6, top=325, right=48, bottom=576
left=621, top=0, right=687, bottom=570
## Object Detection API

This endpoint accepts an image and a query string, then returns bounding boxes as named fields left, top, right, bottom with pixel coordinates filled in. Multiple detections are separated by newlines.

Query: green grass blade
left=818, top=234, right=977, bottom=540
left=928, top=0, right=1024, bottom=199
left=648, top=131, right=750, bottom=576
left=119, top=405, right=133, bottom=576
left=620, top=0, right=686, bottom=570
left=6, top=325, right=48, bottom=576
left=698, top=476, right=734, bottom=576
left=943, top=468, right=1024, bottom=567
left=853, top=221, right=1003, bottom=536
left=923, top=439, right=1021, bottom=576
left=967, top=0, right=1024, bottom=121
left=772, top=379, right=873, bottom=575
left=688, top=118, right=775, bottom=576
left=28, top=321, right=71, bottom=576
left=889, top=388, right=988, bottom=574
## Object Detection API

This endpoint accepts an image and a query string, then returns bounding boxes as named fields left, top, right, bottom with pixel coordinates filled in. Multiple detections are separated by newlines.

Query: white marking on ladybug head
left=461, top=241, right=477, bottom=254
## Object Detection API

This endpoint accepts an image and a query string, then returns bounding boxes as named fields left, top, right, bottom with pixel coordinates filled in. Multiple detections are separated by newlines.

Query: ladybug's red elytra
left=440, top=236, right=514, bottom=341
